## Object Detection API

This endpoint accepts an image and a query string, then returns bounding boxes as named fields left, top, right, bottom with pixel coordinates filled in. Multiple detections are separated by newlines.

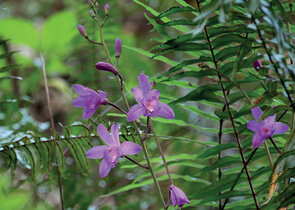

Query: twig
left=195, top=1, right=259, bottom=208
left=40, top=54, right=64, bottom=210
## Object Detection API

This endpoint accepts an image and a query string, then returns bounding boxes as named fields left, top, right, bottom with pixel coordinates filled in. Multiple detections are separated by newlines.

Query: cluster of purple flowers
left=74, top=5, right=190, bottom=206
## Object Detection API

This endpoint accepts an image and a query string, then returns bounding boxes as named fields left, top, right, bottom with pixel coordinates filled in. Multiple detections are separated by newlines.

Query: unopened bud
left=151, top=81, right=156, bottom=89
left=253, top=60, right=263, bottom=70
left=77, top=24, right=88, bottom=38
left=95, top=62, right=118, bottom=75
left=95, top=2, right=98, bottom=7
left=88, top=0, right=94, bottom=7
left=115, top=38, right=122, bottom=58
left=89, top=10, right=95, bottom=17
left=104, top=4, right=110, bottom=15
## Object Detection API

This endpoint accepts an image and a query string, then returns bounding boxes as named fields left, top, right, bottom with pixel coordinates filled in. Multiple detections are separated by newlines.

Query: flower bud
left=253, top=60, right=263, bottom=70
left=104, top=4, right=110, bottom=15
left=88, top=0, right=94, bottom=7
left=95, top=62, right=118, bottom=75
left=151, top=81, right=156, bottom=89
left=115, top=38, right=122, bottom=58
left=77, top=25, right=88, bottom=38
left=95, top=2, right=98, bottom=7
left=89, top=10, right=95, bottom=18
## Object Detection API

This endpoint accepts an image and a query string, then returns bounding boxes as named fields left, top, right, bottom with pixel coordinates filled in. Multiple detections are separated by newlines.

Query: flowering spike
left=247, top=106, right=289, bottom=148
left=77, top=25, right=88, bottom=38
left=253, top=60, right=263, bottom=70
left=86, top=124, right=142, bottom=178
left=95, top=62, right=119, bottom=75
left=104, top=4, right=110, bottom=15
left=72, top=84, right=108, bottom=119
left=169, top=185, right=190, bottom=207
left=115, top=38, right=122, bottom=58
left=127, top=73, right=175, bottom=121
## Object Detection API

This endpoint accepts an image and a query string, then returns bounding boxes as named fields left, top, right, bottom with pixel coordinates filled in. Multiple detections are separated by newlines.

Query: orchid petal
left=99, top=159, right=112, bottom=178
left=85, top=146, right=108, bottom=159
left=111, top=124, right=120, bottom=147
left=137, top=73, right=151, bottom=95
left=251, top=107, right=263, bottom=121
left=73, top=84, right=96, bottom=95
left=157, top=102, right=175, bottom=119
left=72, top=96, right=87, bottom=107
left=83, top=106, right=98, bottom=119
left=127, top=104, right=145, bottom=121
left=252, top=132, right=264, bottom=148
left=97, top=124, right=114, bottom=145
left=131, top=87, right=143, bottom=103
left=246, top=120, right=260, bottom=132
left=263, top=114, right=276, bottom=126
left=121, top=141, right=141, bottom=155
left=273, top=122, right=289, bottom=134
left=148, top=89, right=160, bottom=100
left=97, top=90, right=107, bottom=101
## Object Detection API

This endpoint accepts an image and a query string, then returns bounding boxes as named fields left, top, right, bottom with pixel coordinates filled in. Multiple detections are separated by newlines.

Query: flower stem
left=150, top=120, right=173, bottom=185
left=264, top=141, right=273, bottom=169
left=108, top=102, right=128, bottom=115
left=269, top=137, right=282, bottom=154
left=86, top=37, right=102, bottom=45
left=143, top=117, right=150, bottom=141
left=124, top=155, right=149, bottom=169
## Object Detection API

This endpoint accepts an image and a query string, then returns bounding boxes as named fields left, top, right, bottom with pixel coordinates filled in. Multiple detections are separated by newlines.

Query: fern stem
left=95, top=16, right=166, bottom=208
left=40, top=54, right=64, bottom=210
left=221, top=148, right=258, bottom=209
left=195, top=1, right=259, bottom=208
left=143, top=117, right=150, bottom=141
left=251, top=13, right=295, bottom=112
left=150, top=120, right=173, bottom=185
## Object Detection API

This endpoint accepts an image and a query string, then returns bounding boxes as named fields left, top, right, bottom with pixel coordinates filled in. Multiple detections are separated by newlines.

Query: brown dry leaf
left=262, top=165, right=279, bottom=206
left=279, top=206, right=289, bottom=210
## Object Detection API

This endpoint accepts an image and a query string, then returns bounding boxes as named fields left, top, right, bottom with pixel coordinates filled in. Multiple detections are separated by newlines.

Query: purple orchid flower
left=246, top=107, right=289, bottom=148
left=127, top=73, right=175, bottom=121
left=169, top=185, right=190, bottom=207
left=72, top=84, right=108, bottom=119
left=253, top=60, right=263, bottom=70
left=86, top=123, right=142, bottom=178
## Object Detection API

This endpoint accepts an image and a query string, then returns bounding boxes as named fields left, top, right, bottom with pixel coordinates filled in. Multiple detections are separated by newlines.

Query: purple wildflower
left=253, top=60, right=263, bottom=70
left=77, top=25, right=88, bottom=38
left=169, top=185, right=190, bottom=207
left=86, top=124, right=142, bottom=178
left=246, top=107, right=289, bottom=148
left=72, top=84, right=108, bottom=119
left=95, top=62, right=118, bottom=75
left=127, top=73, right=175, bottom=121
left=104, top=4, right=110, bottom=14
left=115, top=38, right=122, bottom=58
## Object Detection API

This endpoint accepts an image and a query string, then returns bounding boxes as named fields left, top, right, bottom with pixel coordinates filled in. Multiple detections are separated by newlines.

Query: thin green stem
left=150, top=121, right=173, bottom=185
left=269, top=137, right=282, bottom=154
left=143, top=117, right=150, bottom=141
left=264, top=141, right=273, bottom=169
left=124, top=155, right=149, bottom=169
left=108, top=102, right=128, bottom=115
